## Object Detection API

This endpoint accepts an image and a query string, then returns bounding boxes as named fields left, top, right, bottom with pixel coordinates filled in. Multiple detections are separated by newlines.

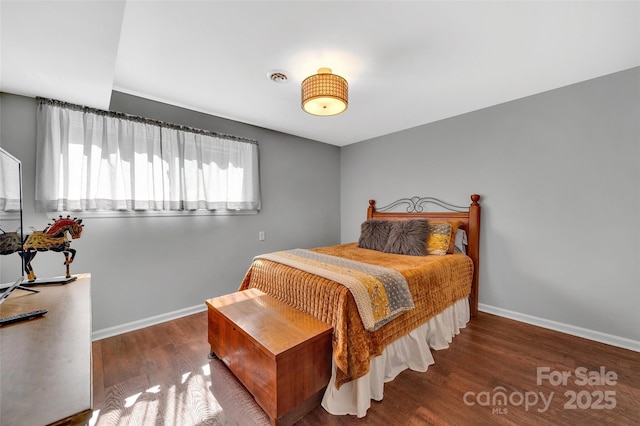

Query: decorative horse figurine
left=22, top=215, right=84, bottom=282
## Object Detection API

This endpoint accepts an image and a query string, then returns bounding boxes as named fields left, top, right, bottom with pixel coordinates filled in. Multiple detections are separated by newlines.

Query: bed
left=235, top=194, right=481, bottom=417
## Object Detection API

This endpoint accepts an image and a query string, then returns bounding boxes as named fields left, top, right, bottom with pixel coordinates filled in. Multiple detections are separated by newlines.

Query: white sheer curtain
left=35, top=99, right=260, bottom=212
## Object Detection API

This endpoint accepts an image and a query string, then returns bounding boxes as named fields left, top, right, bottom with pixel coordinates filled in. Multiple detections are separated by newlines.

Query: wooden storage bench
left=206, top=288, right=333, bottom=426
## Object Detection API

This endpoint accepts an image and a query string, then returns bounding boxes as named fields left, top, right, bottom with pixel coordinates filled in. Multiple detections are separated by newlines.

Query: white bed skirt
left=321, top=297, right=470, bottom=418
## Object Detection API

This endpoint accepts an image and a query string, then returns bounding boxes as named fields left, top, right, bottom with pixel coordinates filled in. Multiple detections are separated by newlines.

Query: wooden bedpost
left=367, top=200, right=376, bottom=220
left=467, top=194, right=481, bottom=317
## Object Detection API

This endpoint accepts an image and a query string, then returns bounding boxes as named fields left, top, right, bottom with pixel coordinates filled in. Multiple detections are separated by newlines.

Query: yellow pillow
left=427, top=223, right=452, bottom=255
left=431, top=220, right=463, bottom=254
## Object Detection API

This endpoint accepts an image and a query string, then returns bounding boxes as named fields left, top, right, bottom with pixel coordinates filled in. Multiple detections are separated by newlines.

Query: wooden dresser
left=0, top=273, right=92, bottom=426
left=207, top=288, right=333, bottom=426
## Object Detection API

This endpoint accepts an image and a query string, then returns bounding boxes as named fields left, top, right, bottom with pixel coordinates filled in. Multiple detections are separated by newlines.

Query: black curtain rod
left=37, top=97, right=258, bottom=145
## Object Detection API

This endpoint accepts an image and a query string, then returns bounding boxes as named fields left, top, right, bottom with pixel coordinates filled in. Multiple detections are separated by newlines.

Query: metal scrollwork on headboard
left=375, top=196, right=468, bottom=213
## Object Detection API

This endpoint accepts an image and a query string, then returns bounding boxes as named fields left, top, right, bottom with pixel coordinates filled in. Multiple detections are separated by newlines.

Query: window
left=35, top=98, right=260, bottom=213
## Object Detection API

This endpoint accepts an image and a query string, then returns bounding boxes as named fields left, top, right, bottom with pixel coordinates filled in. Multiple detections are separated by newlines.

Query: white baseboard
left=479, top=303, right=640, bottom=353
left=92, top=304, right=207, bottom=341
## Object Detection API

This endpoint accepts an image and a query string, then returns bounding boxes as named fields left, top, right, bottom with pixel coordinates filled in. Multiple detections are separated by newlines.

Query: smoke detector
left=267, top=69, right=289, bottom=83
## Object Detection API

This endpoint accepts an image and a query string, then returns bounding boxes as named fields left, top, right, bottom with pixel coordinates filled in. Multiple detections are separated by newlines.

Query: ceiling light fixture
left=301, top=67, right=348, bottom=116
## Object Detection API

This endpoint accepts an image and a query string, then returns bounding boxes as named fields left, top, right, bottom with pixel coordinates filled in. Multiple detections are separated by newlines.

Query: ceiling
left=1, top=1, right=639, bottom=147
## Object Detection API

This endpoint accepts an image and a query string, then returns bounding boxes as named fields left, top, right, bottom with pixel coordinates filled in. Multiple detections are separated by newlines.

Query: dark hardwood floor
left=92, top=311, right=639, bottom=425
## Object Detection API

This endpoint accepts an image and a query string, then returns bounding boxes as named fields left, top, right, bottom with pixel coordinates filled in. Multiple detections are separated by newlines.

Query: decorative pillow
left=426, top=222, right=452, bottom=255
left=358, top=219, right=393, bottom=251
left=383, top=220, right=430, bottom=256
left=454, top=228, right=468, bottom=254
left=431, top=220, right=463, bottom=254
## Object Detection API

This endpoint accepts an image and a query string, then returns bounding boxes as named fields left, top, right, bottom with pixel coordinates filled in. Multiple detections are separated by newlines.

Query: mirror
left=0, top=146, right=25, bottom=286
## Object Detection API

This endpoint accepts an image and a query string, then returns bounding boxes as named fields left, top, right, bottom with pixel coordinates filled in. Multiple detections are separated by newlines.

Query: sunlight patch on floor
left=88, top=409, right=100, bottom=426
left=92, top=368, right=230, bottom=425
left=146, top=384, right=161, bottom=394
left=202, top=363, right=211, bottom=376
left=124, top=392, right=142, bottom=408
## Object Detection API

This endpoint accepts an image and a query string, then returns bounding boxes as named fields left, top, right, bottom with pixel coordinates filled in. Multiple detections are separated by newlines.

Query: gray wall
left=341, top=67, right=640, bottom=343
left=0, top=92, right=341, bottom=331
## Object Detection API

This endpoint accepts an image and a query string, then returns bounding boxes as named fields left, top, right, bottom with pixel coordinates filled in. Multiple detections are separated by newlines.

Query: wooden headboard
left=367, top=194, right=481, bottom=316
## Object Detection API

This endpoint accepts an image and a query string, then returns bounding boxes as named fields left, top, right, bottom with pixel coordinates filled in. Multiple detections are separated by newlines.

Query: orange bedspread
left=239, top=242, right=473, bottom=388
